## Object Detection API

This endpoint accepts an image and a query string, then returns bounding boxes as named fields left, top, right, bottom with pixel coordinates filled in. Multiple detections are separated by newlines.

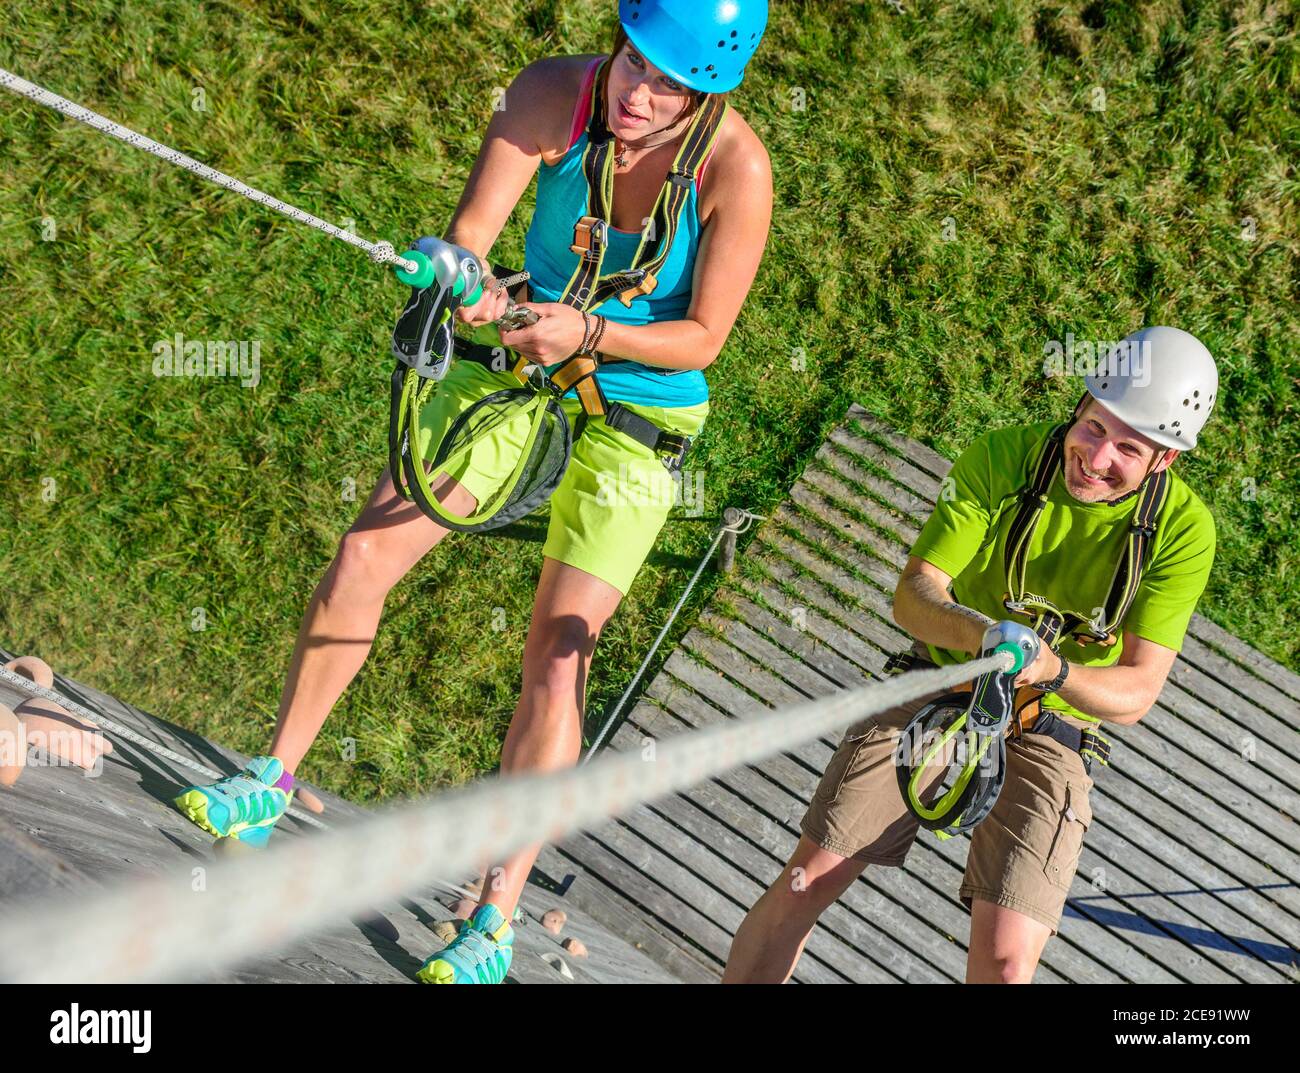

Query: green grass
left=1, top=1, right=1296, bottom=803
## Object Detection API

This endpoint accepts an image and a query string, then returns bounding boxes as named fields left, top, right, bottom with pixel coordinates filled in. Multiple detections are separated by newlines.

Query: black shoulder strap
left=557, top=59, right=728, bottom=316
left=1003, top=424, right=1067, bottom=606
left=1085, top=467, right=1169, bottom=642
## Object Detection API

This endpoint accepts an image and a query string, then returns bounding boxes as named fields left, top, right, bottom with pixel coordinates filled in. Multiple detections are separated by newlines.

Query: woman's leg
left=474, top=555, right=624, bottom=917
left=267, top=468, right=475, bottom=772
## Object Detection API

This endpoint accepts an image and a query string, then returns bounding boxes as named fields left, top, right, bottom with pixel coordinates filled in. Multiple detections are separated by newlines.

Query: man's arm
left=894, top=556, right=1177, bottom=726
left=1019, top=633, right=1177, bottom=726
left=892, top=556, right=993, bottom=656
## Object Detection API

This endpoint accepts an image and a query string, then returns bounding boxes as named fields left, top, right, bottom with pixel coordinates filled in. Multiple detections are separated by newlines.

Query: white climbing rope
left=0, top=652, right=1011, bottom=983
left=0, top=67, right=417, bottom=274
left=583, top=508, right=766, bottom=761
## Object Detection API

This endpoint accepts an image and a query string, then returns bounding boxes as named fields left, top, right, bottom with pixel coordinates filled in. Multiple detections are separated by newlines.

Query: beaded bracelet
left=588, top=314, right=608, bottom=359
left=577, top=310, right=594, bottom=354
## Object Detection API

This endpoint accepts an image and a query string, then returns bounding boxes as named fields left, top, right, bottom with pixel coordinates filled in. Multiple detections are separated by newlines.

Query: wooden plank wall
left=556, top=405, right=1300, bottom=984
left=0, top=656, right=677, bottom=984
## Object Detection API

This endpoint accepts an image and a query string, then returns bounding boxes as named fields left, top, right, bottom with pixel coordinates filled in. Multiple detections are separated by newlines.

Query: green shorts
left=413, top=341, right=709, bottom=597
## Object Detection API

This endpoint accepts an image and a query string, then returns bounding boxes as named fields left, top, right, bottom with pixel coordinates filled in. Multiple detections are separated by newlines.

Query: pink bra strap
left=567, top=58, right=605, bottom=150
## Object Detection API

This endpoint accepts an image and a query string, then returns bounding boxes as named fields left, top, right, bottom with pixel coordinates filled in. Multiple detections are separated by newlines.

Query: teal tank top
left=522, top=60, right=712, bottom=408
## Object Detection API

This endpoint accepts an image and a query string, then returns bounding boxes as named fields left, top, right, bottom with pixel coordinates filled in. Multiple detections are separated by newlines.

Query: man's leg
left=959, top=730, right=1094, bottom=983
left=966, top=899, right=1052, bottom=983
left=726, top=681, right=954, bottom=984
left=724, top=835, right=867, bottom=983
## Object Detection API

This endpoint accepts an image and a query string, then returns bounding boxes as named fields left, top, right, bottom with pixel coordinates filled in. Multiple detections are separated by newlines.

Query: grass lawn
left=1, top=0, right=1295, bottom=803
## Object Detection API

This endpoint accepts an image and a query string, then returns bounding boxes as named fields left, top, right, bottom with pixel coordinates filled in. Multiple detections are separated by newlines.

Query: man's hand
left=1014, top=645, right=1061, bottom=690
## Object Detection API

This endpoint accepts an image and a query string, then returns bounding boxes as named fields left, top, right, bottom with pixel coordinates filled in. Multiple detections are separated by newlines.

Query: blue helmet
left=618, top=0, right=767, bottom=93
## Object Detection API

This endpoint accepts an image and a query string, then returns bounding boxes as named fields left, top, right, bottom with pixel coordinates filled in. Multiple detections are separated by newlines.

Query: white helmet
left=1084, top=326, right=1218, bottom=451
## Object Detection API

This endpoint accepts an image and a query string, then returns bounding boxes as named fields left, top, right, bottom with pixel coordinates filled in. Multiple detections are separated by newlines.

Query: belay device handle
left=966, top=620, right=1041, bottom=736
left=391, top=236, right=485, bottom=380
left=894, top=620, right=1040, bottom=839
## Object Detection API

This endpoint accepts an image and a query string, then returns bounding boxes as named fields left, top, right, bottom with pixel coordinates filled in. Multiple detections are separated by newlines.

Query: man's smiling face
left=1061, top=399, right=1177, bottom=503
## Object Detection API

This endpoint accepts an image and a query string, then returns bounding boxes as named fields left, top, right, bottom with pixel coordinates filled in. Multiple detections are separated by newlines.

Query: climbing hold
left=432, top=919, right=459, bottom=944
left=0, top=704, right=25, bottom=787
left=540, top=952, right=574, bottom=980
left=14, top=695, right=113, bottom=772
left=297, top=787, right=325, bottom=814
left=561, top=937, right=588, bottom=958
left=541, top=909, right=566, bottom=935
left=4, top=655, right=54, bottom=688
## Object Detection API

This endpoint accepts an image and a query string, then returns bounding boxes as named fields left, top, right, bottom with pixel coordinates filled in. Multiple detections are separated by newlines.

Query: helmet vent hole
left=1176, top=430, right=1182, bottom=437
left=1183, top=398, right=1189, bottom=406
left=731, top=30, right=738, bottom=37
left=1194, top=390, right=1199, bottom=397
left=732, top=44, right=738, bottom=50
left=1159, top=424, right=1166, bottom=430
left=1194, top=403, right=1200, bottom=410
left=1101, top=381, right=1108, bottom=389
left=711, top=72, right=717, bottom=79
left=718, top=40, right=725, bottom=47
left=691, top=66, right=699, bottom=73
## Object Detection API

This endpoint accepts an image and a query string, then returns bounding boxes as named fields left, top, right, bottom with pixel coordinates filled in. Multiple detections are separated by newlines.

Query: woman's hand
left=455, top=274, right=512, bottom=327
left=499, top=302, right=587, bottom=364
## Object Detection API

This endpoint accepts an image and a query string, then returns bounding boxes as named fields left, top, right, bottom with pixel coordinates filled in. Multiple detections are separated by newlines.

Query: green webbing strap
left=1003, top=423, right=1068, bottom=606
left=587, top=94, right=728, bottom=308
left=401, top=384, right=552, bottom=530
left=1097, top=467, right=1168, bottom=638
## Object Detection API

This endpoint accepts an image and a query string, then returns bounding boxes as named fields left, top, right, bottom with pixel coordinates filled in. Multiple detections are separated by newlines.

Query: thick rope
left=0, top=653, right=1010, bottom=983
left=0, top=67, right=418, bottom=274
left=583, top=508, right=765, bottom=762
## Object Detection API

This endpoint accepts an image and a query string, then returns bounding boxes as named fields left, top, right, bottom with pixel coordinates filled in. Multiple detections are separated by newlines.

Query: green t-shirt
left=910, top=421, right=1216, bottom=720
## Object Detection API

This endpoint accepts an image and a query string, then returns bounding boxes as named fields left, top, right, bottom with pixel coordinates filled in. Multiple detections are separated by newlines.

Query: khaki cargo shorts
left=802, top=675, right=1095, bottom=934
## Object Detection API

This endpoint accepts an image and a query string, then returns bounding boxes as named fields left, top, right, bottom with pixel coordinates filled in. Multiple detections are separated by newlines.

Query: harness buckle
left=618, top=269, right=658, bottom=307
left=659, top=434, right=691, bottom=473
left=569, top=216, right=607, bottom=262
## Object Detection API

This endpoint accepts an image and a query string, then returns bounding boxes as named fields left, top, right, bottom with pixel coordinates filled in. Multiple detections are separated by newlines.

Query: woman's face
left=606, top=42, right=694, bottom=138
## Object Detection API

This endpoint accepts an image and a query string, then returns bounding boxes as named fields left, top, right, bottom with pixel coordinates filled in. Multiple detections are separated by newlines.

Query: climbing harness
left=387, top=57, right=726, bottom=532
left=893, top=622, right=1048, bottom=839
left=1002, top=422, right=1169, bottom=649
